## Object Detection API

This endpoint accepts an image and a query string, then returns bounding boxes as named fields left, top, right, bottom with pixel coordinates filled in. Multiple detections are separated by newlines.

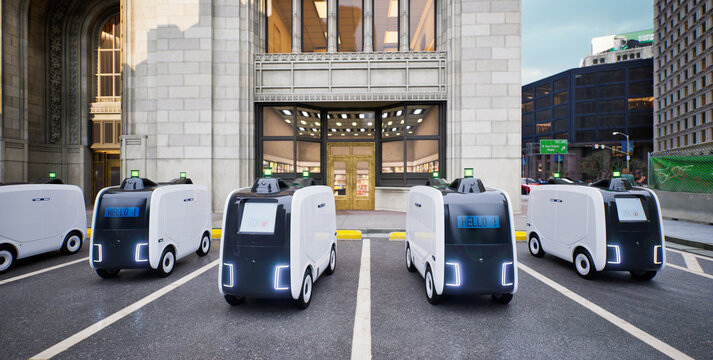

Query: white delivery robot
left=90, top=174, right=212, bottom=278
left=527, top=178, right=665, bottom=280
left=405, top=175, right=518, bottom=304
left=219, top=177, right=337, bottom=309
left=0, top=176, right=87, bottom=273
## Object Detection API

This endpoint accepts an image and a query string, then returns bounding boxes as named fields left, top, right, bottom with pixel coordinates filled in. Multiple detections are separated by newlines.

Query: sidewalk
left=662, top=219, right=713, bottom=251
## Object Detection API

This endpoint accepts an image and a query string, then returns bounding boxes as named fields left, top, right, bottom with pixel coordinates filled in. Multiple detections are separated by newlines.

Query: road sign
left=621, top=140, right=634, bottom=152
left=540, top=139, right=568, bottom=154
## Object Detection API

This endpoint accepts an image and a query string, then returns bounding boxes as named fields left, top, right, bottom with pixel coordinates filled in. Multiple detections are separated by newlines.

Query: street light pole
left=612, top=131, right=630, bottom=171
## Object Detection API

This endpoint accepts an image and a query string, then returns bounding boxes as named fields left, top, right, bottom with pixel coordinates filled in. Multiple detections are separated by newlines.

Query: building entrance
left=327, top=143, right=375, bottom=210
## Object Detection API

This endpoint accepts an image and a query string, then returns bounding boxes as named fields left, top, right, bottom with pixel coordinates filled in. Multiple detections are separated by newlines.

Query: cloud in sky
left=522, top=0, right=653, bottom=85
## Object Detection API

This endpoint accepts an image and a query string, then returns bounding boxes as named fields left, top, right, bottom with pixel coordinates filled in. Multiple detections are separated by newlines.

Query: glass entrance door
left=327, top=143, right=375, bottom=210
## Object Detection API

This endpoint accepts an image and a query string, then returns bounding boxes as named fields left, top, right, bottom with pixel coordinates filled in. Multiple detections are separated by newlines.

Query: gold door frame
left=327, top=143, right=375, bottom=210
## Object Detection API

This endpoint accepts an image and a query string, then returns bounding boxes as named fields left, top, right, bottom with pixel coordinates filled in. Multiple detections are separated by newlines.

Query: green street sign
left=540, top=139, right=568, bottom=154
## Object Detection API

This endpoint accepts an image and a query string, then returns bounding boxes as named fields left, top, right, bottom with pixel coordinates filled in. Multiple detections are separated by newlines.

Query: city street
left=1, top=237, right=712, bottom=359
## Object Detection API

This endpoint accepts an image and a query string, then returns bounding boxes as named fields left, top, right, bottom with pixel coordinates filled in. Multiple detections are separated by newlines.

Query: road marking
left=518, top=263, right=694, bottom=360
left=680, top=252, right=704, bottom=273
left=666, top=247, right=712, bottom=263
left=666, top=263, right=713, bottom=280
left=30, top=260, right=219, bottom=360
left=0, top=257, right=89, bottom=286
left=351, top=239, right=371, bottom=360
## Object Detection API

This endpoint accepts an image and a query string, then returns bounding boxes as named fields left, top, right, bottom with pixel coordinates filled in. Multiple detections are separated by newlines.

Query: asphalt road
left=1, top=237, right=711, bottom=360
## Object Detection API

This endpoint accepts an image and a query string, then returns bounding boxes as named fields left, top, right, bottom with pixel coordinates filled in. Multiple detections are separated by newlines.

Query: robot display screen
left=615, top=198, right=647, bottom=222
left=96, top=197, right=148, bottom=229
left=457, top=215, right=500, bottom=229
left=239, top=202, right=278, bottom=234
left=104, top=207, right=140, bottom=218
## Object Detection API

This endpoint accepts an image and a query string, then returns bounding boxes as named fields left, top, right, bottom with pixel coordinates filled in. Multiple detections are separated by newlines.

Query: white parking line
left=518, top=263, right=694, bottom=360
left=351, top=239, right=371, bottom=360
left=30, top=260, right=219, bottom=360
left=666, top=263, right=713, bottom=280
left=0, top=257, right=89, bottom=287
left=681, top=252, right=704, bottom=273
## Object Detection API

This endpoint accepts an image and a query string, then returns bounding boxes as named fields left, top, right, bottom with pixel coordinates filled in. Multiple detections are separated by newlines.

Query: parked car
left=521, top=178, right=539, bottom=194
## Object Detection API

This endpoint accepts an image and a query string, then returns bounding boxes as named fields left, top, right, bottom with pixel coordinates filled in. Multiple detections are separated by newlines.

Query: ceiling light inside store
left=341, top=114, right=348, bottom=119
left=413, top=109, right=423, bottom=114
left=382, top=113, right=388, bottom=118
left=336, top=122, right=342, bottom=126
left=400, top=120, right=404, bottom=124
left=331, top=128, right=337, bottom=132
left=391, top=128, right=397, bottom=131
left=384, top=31, right=398, bottom=44
left=300, top=120, right=307, bottom=125
left=360, top=128, right=365, bottom=132
left=359, top=114, right=365, bottom=119
left=285, top=119, right=291, bottom=123
left=299, top=127, right=306, bottom=131
left=312, top=128, right=318, bottom=132
left=396, top=133, right=400, bottom=136
left=417, top=118, right=423, bottom=123
left=367, top=122, right=373, bottom=126
left=396, top=110, right=402, bottom=116
left=317, top=113, right=321, bottom=118
left=301, top=111, right=309, bottom=117
left=387, top=121, right=392, bottom=125
left=315, top=121, right=320, bottom=126
left=341, top=133, right=345, bottom=136
left=281, top=109, right=292, bottom=115
left=387, top=0, right=398, bottom=17
left=314, top=1, right=327, bottom=19
left=352, top=122, right=357, bottom=126
left=345, top=129, right=352, bottom=132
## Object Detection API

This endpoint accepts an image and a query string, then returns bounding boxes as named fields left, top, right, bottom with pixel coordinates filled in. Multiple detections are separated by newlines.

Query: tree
left=581, top=150, right=610, bottom=180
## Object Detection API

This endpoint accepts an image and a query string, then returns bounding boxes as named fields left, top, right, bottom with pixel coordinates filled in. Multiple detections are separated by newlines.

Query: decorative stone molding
left=89, top=101, right=121, bottom=114
left=255, top=50, right=446, bottom=62
left=255, top=92, right=447, bottom=102
left=47, top=0, right=73, bottom=144
left=255, top=51, right=447, bottom=101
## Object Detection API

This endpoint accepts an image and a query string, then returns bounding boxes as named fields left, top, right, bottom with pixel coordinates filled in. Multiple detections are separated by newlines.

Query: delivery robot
left=405, top=176, right=518, bottom=304
left=219, top=177, right=337, bottom=309
left=527, top=178, right=665, bottom=280
left=90, top=175, right=212, bottom=278
left=0, top=177, right=86, bottom=273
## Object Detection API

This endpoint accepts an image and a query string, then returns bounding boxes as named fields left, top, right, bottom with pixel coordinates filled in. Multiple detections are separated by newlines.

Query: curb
left=665, top=236, right=713, bottom=251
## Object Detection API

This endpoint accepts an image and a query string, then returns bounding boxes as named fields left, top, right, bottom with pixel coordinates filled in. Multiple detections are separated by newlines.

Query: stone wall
left=446, top=0, right=522, bottom=212
left=124, top=0, right=256, bottom=210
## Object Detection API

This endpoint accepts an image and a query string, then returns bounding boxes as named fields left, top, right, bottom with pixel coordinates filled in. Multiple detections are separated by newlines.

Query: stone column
left=399, top=0, right=409, bottom=51
left=363, top=0, right=373, bottom=52
left=292, top=0, right=301, bottom=52
left=327, top=0, right=337, bottom=52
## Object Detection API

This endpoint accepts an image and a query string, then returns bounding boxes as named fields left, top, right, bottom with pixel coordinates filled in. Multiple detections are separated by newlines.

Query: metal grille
left=648, top=147, right=713, bottom=193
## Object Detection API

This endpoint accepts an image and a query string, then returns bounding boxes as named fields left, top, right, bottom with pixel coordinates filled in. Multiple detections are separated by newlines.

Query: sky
left=522, top=0, right=653, bottom=85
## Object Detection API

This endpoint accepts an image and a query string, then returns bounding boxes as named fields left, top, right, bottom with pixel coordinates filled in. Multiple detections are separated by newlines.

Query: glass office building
left=521, top=59, right=654, bottom=180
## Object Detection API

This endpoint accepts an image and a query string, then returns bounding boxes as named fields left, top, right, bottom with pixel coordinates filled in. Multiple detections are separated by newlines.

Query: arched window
left=96, top=15, right=121, bottom=101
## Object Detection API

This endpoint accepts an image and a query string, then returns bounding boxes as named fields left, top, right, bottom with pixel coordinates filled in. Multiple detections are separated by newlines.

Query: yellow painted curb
left=515, top=231, right=526, bottom=242
left=389, top=232, right=406, bottom=241
left=337, top=230, right=362, bottom=240
left=88, top=228, right=222, bottom=239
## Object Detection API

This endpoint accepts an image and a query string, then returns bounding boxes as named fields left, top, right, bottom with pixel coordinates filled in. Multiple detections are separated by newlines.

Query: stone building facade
left=1, top=0, right=522, bottom=212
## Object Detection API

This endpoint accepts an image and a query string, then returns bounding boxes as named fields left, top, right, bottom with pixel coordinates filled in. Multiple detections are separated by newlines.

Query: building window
left=96, top=15, right=121, bottom=101
left=258, top=103, right=442, bottom=185
left=374, top=0, right=399, bottom=51
left=338, top=0, right=363, bottom=52
left=409, top=0, right=436, bottom=51
left=268, top=0, right=292, bottom=53
left=303, top=0, right=328, bottom=52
